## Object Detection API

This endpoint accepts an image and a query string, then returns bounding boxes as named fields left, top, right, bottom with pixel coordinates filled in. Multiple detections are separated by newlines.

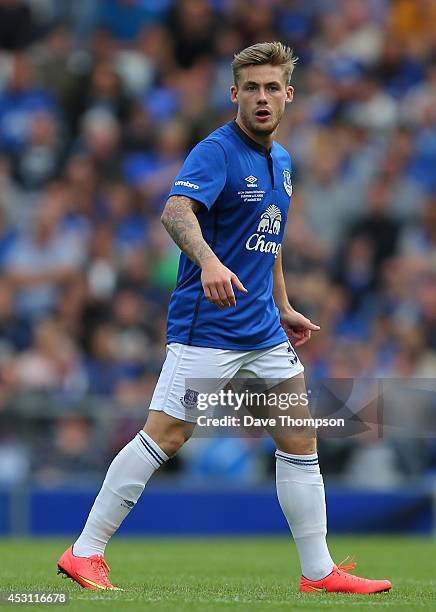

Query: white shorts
left=149, top=341, right=304, bottom=423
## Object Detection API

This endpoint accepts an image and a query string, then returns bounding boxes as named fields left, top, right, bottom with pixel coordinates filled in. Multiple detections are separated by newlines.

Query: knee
left=144, top=415, right=194, bottom=457
left=275, top=434, right=317, bottom=456
left=159, top=426, right=192, bottom=456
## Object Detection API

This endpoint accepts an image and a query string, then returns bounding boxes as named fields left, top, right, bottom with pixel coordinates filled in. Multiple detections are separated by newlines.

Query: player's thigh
left=266, top=373, right=316, bottom=454
left=148, top=342, right=244, bottom=424
left=239, top=342, right=316, bottom=453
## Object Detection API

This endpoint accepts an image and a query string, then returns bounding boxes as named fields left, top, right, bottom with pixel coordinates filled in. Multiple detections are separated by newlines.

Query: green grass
left=0, top=537, right=435, bottom=611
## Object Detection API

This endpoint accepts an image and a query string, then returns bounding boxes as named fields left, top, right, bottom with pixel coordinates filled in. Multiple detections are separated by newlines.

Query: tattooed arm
left=160, top=195, right=215, bottom=267
left=161, top=195, right=247, bottom=308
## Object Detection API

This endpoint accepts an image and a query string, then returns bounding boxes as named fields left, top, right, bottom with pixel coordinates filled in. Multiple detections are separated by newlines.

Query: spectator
left=0, top=202, right=17, bottom=266
left=344, top=178, right=402, bottom=279
left=0, top=0, right=35, bottom=50
left=35, top=415, right=103, bottom=484
left=12, top=318, right=88, bottom=395
left=4, top=184, right=85, bottom=319
left=167, top=0, right=217, bottom=69
left=0, top=53, right=58, bottom=153
left=0, top=278, right=32, bottom=352
left=11, top=110, right=65, bottom=189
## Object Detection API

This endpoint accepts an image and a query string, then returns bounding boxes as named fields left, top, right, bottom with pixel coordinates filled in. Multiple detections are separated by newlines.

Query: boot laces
left=90, top=555, right=111, bottom=586
left=337, top=555, right=357, bottom=573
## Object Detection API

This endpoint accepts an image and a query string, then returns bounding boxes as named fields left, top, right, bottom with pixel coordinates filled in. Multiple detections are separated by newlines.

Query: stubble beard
left=240, top=107, right=283, bottom=137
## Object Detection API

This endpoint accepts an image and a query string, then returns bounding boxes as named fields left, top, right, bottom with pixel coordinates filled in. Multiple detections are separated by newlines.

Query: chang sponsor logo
left=245, top=205, right=282, bottom=258
left=245, top=234, right=281, bottom=258
left=257, top=205, right=281, bottom=234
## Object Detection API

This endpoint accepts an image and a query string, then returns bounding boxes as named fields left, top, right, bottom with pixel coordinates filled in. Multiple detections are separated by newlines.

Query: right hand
left=201, top=257, right=248, bottom=308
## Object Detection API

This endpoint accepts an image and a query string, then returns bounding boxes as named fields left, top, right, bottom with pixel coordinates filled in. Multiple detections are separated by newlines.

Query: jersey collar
left=229, top=120, right=272, bottom=155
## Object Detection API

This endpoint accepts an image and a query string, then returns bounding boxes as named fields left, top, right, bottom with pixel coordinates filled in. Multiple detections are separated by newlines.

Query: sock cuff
left=276, top=450, right=319, bottom=471
left=136, top=431, right=169, bottom=468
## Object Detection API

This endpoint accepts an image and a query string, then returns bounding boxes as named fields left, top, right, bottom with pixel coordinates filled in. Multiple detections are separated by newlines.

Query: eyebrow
left=243, top=80, right=282, bottom=87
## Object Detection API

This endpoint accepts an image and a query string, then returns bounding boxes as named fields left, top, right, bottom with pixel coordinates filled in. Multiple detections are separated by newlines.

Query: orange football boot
left=300, top=557, right=392, bottom=594
left=57, top=545, right=121, bottom=590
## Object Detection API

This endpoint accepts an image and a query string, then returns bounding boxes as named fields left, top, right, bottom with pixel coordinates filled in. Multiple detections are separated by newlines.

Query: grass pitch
left=0, top=536, right=435, bottom=611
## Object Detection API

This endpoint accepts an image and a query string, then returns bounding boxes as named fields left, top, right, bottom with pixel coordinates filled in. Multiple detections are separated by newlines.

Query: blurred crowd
left=0, top=0, right=435, bottom=487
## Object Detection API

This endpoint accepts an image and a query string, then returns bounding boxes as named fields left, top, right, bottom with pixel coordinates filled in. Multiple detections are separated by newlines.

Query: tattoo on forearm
left=161, top=196, right=215, bottom=266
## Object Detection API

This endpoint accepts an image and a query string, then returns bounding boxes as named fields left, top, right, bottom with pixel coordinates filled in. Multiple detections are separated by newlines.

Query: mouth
left=255, top=109, right=271, bottom=121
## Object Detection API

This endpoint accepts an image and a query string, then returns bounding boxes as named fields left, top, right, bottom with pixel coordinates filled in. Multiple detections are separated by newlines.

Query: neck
left=235, top=115, right=274, bottom=150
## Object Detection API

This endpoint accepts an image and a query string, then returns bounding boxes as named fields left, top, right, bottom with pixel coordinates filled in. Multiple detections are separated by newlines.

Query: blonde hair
left=232, top=41, right=298, bottom=86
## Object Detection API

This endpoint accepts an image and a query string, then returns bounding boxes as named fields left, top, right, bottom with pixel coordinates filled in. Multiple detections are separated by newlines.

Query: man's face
left=231, top=64, right=294, bottom=136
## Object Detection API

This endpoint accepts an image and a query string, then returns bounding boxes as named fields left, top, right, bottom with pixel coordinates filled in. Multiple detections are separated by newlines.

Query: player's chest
left=222, top=152, right=292, bottom=213
left=214, top=152, right=292, bottom=242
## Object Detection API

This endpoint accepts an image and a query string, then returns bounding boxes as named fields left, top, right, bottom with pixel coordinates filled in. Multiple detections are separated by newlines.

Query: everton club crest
left=180, top=388, right=199, bottom=409
left=283, top=169, right=293, bottom=197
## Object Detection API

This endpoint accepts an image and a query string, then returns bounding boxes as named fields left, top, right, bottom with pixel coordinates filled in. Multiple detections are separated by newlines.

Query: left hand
left=280, top=309, right=320, bottom=347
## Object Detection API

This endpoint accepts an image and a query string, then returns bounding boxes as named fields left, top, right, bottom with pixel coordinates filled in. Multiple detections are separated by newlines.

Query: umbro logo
left=121, top=499, right=135, bottom=509
left=174, top=179, right=199, bottom=190
left=245, top=175, right=258, bottom=188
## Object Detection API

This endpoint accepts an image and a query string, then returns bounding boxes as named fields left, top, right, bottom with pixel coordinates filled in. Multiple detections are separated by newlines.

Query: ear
left=230, top=85, right=238, bottom=104
left=285, top=85, right=294, bottom=104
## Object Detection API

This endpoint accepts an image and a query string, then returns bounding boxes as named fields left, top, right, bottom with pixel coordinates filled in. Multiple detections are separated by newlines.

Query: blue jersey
left=166, top=120, right=294, bottom=350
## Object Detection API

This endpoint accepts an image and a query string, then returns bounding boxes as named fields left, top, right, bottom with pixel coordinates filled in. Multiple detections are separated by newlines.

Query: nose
left=257, top=87, right=268, bottom=104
